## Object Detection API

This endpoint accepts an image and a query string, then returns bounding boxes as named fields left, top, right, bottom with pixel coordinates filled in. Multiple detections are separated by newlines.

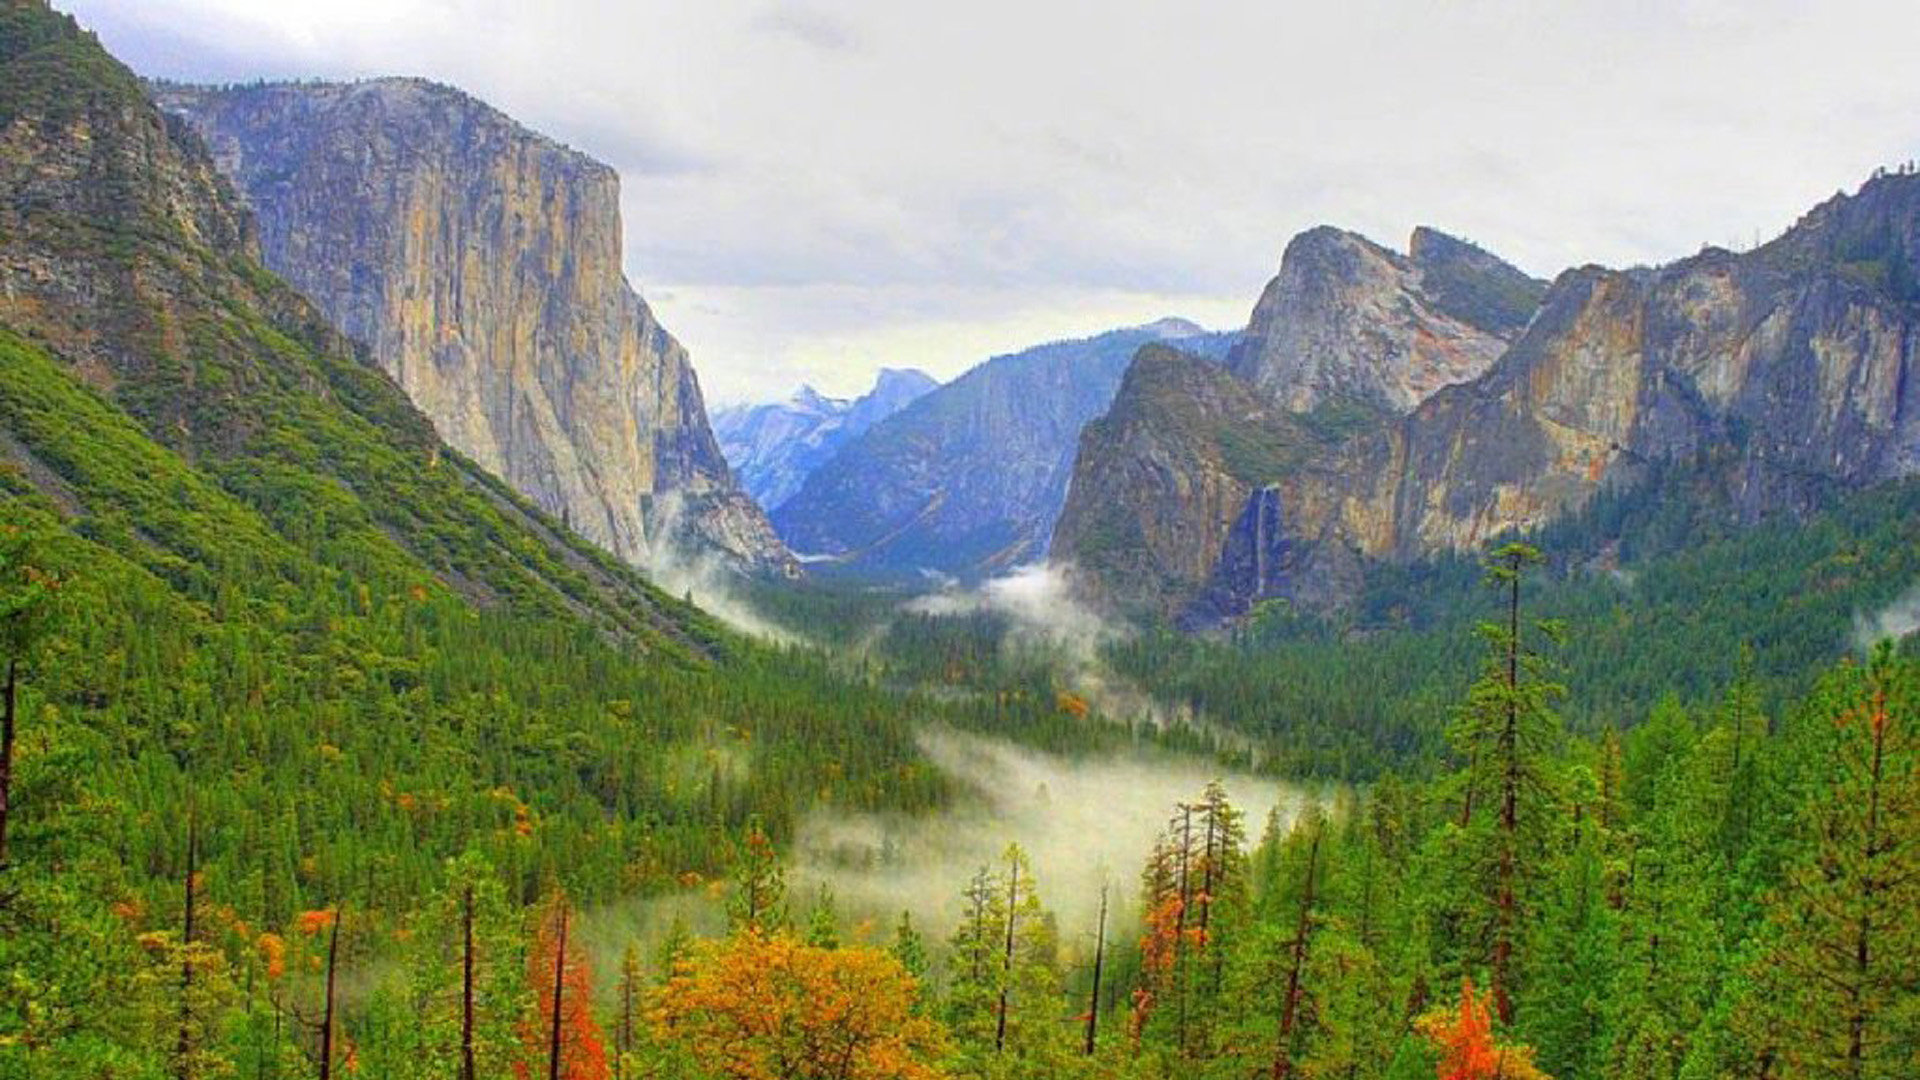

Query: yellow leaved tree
left=650, top=930, right=948, bottom=1080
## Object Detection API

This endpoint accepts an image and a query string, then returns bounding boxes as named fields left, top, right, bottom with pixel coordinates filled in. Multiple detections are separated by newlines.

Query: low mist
left=1852, top=583, right=1920, bottom=652
left=791, top=729, right=1312, bottom=956
left=644, top=491, right=804, bottom=644
left=906, top=562, right=1188, bottom=729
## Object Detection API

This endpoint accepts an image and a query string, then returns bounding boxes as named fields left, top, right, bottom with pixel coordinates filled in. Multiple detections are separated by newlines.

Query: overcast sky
left=67, top=0, right=1920, bottom=404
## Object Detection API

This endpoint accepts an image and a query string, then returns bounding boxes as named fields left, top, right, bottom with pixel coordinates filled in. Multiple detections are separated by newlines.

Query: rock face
left=773, top=319, right=1235, bottom=579
left=1057, top=177, right=1920, bottom=624
left=154, top=79, right=790, bottom=573
left=1227, top=227, right=1545, bottom=416
left=713, top=367, right=938, bottom=513
left=1054, top=227, right=1541, bottom=618
left=1051, top=344, right=1325, bottom=618
left=0, top=2, right=712, bottom=645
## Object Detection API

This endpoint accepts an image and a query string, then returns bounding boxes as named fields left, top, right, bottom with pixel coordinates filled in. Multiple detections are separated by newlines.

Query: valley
left=4, top=3, right=1920, bottom=1079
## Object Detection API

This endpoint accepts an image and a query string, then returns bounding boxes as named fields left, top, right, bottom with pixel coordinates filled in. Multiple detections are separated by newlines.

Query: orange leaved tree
left=519, top=893, right=609, bottom=1080
left=651, top=930, right=947, bottom=1080
left=1417, top=978, right=1551, bottom=1080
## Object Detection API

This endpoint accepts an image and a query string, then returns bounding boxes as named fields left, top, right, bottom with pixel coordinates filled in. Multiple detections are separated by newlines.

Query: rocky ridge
left=773, top=319, right=1236, bottom=579
left=1054, top=178, right=1920, bottom=624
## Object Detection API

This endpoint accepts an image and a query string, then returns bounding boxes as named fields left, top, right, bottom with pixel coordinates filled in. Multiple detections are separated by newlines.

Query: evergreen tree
left=1448, top=543, right=1564, bottom=1023
left=726, top=819, right=789, bottom=936
left=1746, top=650, right=1920, bottom=1080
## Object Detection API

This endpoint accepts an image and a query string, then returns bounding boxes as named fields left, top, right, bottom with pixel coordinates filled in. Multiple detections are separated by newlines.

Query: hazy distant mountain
left=713, top=368, right=939, bottom=512
left=773, top=319, right=1236, bottom=578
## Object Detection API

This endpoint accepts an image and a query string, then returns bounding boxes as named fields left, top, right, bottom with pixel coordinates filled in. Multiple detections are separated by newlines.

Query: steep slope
left=1051, top=344, right=1327, bottom=619
left=713, top=367, right=938, bottom=512
left=1054, top=227, right=1541, bottom=619
left=1062, top=175, right=1920, bottom=624
left=773, top=319, right=1236, bottom=578
left=0, top=4, right=710, bottom=646
left=1227, top=226, right=1545, bottom=416
left=0, top=0, right=962, bottom=950
left=153, top=78, right=790, bottom=574
left=1314, top=178, right=1920, bottom=561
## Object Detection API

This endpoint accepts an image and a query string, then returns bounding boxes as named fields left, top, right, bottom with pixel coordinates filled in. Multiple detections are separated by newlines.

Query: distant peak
left=1141, top=316, right=1207, bottom=339
left=1408, top=225, right=1469, bottom=259
left=790, top=385, right=843, bottom=411
left=871, top=367, right=939, bottom=392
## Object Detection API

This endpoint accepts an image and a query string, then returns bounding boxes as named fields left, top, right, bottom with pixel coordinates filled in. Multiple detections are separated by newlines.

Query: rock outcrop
left=713, top=367, right=938, bottom=513
left=1227, top=226, right=1545, bottom=416
left=773, top=319, right=1235, bottom=579
left=155, top=78, right=791, bottom=573
left=1056, top=177, right=1920, bottom=624
left=1051, top=344, right=1327, bottom=618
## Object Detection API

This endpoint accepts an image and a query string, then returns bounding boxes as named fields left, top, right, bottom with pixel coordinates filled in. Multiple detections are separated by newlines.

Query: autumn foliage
left=650, top=929, right=947, bottom=1080
left=519, top=897, right=609, bottom=1080
left=1417, top=978, right=1550, bottom=1080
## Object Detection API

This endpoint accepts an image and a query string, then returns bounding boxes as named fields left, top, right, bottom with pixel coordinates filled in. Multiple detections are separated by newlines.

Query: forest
left=5, top=503, right=1918, bottom=1078
left=2, top=2, right=1918, bottom=1077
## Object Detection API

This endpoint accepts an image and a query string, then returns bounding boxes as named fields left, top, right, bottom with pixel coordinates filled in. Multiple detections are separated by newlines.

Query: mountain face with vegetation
left=773, top=319, right=1236, bottom=579
left=713, top=367, right=938, bottom=512
left=1060, top=181, right=1920, bottom=623
left=1051, top=344, right=1333, bottom=620
left=152, top=78, right=791, bottom=574
left=0, top=6, right=982, bottom=1067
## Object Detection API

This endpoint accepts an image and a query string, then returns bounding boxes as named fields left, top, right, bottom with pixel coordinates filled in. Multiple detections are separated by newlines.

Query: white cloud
left=67, top=0, right=1920, bottom=404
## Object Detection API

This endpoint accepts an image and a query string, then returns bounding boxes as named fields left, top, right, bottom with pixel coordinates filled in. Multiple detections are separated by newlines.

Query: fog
left=906, top=562, right=1184, bottom=729
left=1854, top=583, right=1920, bottom=652
left=643, top=491, right=805, bottom=644
left=790, top=729, right=1312, bottom=956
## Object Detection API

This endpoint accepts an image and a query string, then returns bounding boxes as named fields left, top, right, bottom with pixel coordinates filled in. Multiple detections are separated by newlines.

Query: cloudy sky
left=67, top=0, right=1920, bottom=404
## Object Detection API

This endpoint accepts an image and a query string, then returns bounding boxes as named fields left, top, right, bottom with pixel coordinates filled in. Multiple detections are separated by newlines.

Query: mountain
left=1051, top=344, right=1330, bottom=618
left=712, top=367, right=938, bottom=512
left=0, top=4, right=715, bottom=647
left=152, top=77, right=791, bottom=574
left=1057, top=178, right=1920, bottom=623
left=1227, top=226, right=1545, bottom=417
left=772, top=318, right=1236, bottom=578
left=1054, top=228, right=1544, bottom=619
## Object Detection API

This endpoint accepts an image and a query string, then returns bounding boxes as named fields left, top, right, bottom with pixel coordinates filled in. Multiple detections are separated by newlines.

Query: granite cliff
left=1227, top=226, right=1544, bottom=416
left=155, top=78, right=790, bottom=574
left=1055, top=178, right=1920, bottom=624
left=0, top=2, right=715, bottom=645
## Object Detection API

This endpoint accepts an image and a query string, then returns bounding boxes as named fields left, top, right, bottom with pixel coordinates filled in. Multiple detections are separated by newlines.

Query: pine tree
left=890, top=911, right=929, bottom=986
left=1747, top=650, right=1920, bottom=1080
left=804, top=885, right=841, bottom=949
left=520, top=893, right=607, bottom=1080
left=726, top=819, right=788, bottom=935
left=1448, top=543, right=1564, bottom=1023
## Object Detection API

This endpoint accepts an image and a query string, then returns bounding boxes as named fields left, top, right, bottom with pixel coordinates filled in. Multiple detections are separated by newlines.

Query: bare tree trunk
left=1492, top=554, right=1522, bottom=1025
left=176, top=813, right=199, bottom=1079
left=461, top=887, right=476, bottom=1080
left=995, top=858, right=1019, bottom=1053
left=319, top=905, right=341, bottom=1080
left=1270, top=823, right=1322, bottom=1080
left=1085, top=884, right=1107, bottom=1057
left=548, top=906, right=568, bottom=1080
